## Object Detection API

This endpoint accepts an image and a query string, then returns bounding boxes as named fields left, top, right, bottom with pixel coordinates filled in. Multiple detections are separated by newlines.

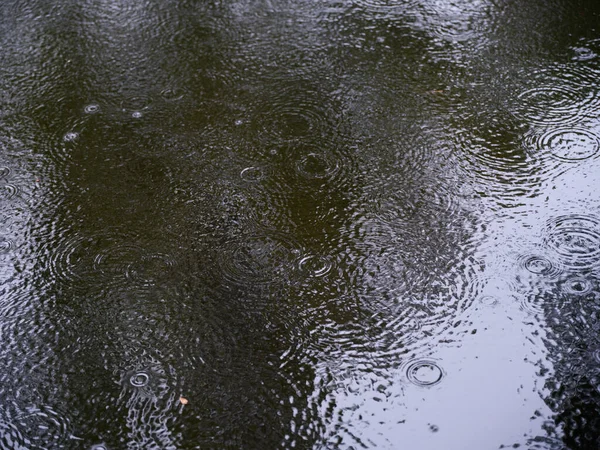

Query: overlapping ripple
left=512, top=65, right=600, bottom=126
left=525, top=127, right=600, bottom=163
left=217, top=231, right=302, bottom=287
left=543, top=214, right=600, bottom=271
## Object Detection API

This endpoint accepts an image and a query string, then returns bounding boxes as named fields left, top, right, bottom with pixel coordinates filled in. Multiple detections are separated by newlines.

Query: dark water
left=0, top=0, right=600, bottom=448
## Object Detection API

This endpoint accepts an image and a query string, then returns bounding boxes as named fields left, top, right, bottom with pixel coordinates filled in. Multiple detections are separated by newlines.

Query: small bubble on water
left=131, top=111, right=143, bottom=119
left=91, top=445, right=108, bottom=450
left=429, top=424, right=439, bottom=433
left=235, top=119, right=244, bottom=126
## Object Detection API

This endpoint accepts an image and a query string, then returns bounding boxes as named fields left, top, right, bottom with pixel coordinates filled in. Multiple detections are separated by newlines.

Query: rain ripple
left=512, top=65, right=600, bottom=126
left=217, top=232, right=302, bottom=287
left=525, top=127, right=600, bottom=164
left=543, top=214, right=600, bottom=271
left=41, top=230, right=178, bottom=292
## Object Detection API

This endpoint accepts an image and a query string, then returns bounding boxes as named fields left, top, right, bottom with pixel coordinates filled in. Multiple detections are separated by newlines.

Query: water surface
left=1, top=0, right=600, bottom=448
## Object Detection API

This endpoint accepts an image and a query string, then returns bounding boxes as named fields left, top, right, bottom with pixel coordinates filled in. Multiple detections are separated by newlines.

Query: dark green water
left=1, top=0, right=600, bottom=448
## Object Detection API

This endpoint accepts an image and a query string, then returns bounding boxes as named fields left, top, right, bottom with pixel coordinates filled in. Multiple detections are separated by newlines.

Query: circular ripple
left=46, top=232, right=146, bottom=290
left=120, top=357, right=175, bottom=401
left=513, top=85, right=595, bottom=126
left=405, top=360, right=444, bottom=387
left=295, top=152, right=339, bottom=180
left=0, top=238, right=12, bottom=253
left=528, top=128, right=599, bottom=162
left=130, top=371, right=150, bottom=388
left=126, top=253, right=177, bottom=286
left=160, top=87, right=185, bottom=102
left=517, top=254, right=561, bottom=277
left=120, top=95, right=152, bottom=112
left=218, top=233, right=301, bottom=286
left=240, top=166, right=265, bottom=182
left=84, top=104, right=100, bottom=114
left=15, top=405, right=71, bottom=449
left=561, top=276, right=594, bottom=296
left=91, top=444, right=108, bottom=450
left=255, top=86, right=338, bottom=143
left=0, top=184, right=18, bottom=200
left=298, top=255, right=333, bottom=278
left=544, top=215, right=600, bottom=270
left=280, top=140, right=356, bottom=192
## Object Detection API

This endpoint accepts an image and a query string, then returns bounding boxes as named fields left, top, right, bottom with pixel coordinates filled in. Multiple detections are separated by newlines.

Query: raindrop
left=121, top=95, right=152, bottom=112
left=15, top=405, right=72, bottom=448
left=518, top=254, right=560, bottom=277
left=240, top=166, right=264, bottom=182
left=91, top=445, right=108, bottom=450
left=130, top=372, right=150, bottom=388
left=296, top=152, right=338, bottom=180
left=218, top=233, right=301, bottom=286
left=544, top=215, right=600, bottom=270
left=406, top=360, right=444, bottom=387
left=0, top=238, right=12, bottom=253
left=0, top=184, right=18, bottom=200
left=513, top=85, right=594, bottom=126
left=533, top=128, right=599, bottom=162
left=298, top=255, right=332, bottom=278
left=84, top=104, right=100, bottom=114
left=561, top=276, right=593, bottom=296
left=160, top=87, right=185, bottom=102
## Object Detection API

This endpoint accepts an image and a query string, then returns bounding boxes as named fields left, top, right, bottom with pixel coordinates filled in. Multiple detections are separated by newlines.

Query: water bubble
left=240, top=166, right=265, bottom=182
left=130, top=372, right=150, bottom=388
left=63, top=131, right=79, bottom=142
left=0, top=167, right=11, bottom=179
left=298, top=255, right=333, bottom=278
left=84, top=104, right=100, bottom=114
left=406, top=360, right=444, bottom=387
left=544, top=215, right=600, bottom=270
left=561, top=276, right=593, bottom=296
left=131, top=111, right=143, bottom=119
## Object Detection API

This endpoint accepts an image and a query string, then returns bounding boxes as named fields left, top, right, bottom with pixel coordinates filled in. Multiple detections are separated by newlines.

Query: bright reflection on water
left=0, top=0, right=599, bottom=448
